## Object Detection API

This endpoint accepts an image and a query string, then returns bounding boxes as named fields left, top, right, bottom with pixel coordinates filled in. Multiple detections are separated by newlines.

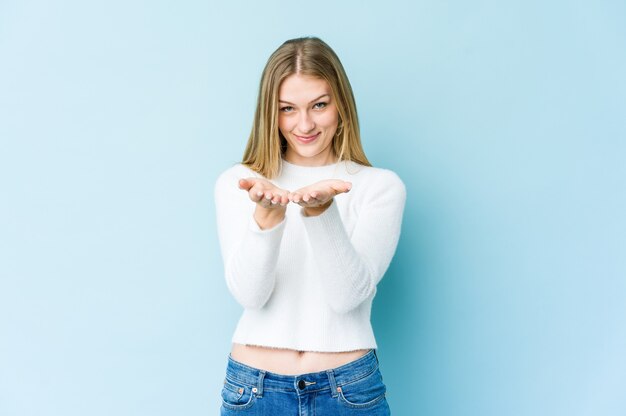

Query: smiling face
left=278, top=74, right=339, bottom=166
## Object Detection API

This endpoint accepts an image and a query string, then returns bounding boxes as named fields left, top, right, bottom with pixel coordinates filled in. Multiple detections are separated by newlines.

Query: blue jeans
left=220, top=349, right=391, bottom=415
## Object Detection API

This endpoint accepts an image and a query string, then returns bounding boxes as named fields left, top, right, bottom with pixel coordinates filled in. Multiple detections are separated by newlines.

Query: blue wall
left=1, top=1, right=624, bottom=415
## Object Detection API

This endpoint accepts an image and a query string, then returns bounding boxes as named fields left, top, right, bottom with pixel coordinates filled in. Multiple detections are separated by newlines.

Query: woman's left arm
left=301, top=170, right=406, bottom=314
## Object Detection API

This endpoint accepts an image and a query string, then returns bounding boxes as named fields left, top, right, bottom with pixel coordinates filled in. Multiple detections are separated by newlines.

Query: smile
left=294, top=133, right=320, bottom=144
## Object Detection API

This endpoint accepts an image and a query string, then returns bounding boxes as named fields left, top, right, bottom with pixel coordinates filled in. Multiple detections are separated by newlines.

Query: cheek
left=278, top=116, right=294, bottom=133
left=320, top=109, right=339, bottom=129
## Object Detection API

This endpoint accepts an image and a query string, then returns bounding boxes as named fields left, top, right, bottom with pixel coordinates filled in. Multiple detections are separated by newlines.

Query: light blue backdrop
left=1, top=0, right=624, bottom=415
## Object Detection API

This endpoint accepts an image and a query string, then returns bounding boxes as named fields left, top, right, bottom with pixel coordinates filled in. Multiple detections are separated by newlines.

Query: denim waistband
left=224, top=349, right=379, bottom=396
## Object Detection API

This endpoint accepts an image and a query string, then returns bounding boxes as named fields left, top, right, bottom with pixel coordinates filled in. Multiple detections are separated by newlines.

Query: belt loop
left=327, top=370, right=339, bottom=398
left=256, top=370, right=266, bottom=397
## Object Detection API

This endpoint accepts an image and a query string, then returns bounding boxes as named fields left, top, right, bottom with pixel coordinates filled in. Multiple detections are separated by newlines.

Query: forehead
left=278, top=74, right=331, bottom=102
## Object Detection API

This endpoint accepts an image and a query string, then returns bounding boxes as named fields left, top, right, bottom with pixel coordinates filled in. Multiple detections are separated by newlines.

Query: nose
left=297, top=111, right=315, bottom=134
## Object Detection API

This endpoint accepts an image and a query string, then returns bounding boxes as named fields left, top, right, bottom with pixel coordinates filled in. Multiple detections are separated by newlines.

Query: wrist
left=254, top=205, right=286, bottom=229
left=302, top=199, right=333, bottom=217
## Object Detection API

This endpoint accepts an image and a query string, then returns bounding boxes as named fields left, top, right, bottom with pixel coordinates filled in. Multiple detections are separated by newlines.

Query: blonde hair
left=242, top=36, right=371, bottom=179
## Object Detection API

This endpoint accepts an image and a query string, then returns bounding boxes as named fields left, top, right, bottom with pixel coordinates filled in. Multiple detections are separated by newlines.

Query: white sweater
left=214, top=159, right=406, bottom=352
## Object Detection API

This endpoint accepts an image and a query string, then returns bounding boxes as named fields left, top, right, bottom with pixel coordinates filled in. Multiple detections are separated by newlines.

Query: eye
left=313, top=102, right=327, bottom=109
left=280, top=106, right=294, bottom=113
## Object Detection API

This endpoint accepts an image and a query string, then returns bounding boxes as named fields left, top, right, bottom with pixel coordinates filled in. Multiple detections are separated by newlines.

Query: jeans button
left=298, top=380, right=306, bottom=390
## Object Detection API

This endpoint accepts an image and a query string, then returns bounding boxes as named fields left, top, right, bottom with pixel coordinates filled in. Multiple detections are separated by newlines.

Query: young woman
left=215, top=36, right=406, bottom=415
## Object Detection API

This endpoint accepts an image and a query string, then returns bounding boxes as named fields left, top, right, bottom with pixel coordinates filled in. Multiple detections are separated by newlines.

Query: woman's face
left=278, top=74, right=339, bottom=166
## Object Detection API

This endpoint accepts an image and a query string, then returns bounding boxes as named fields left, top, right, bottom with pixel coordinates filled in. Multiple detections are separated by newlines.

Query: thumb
left=238, top=178, right=254, bottom=191
left=332, top=181, right=352, bottom=193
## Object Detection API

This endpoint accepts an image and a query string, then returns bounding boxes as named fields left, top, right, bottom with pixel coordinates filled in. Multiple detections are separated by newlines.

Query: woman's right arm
left=214, top=168, right=287, bottom=309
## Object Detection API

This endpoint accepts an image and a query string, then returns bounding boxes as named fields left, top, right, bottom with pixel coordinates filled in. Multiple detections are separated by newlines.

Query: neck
left=284, top=151, right=338, bottom=167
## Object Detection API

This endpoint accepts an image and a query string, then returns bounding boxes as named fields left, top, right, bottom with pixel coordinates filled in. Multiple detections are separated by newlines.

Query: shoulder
left=344, top=162, right=406, bottom=196
left=214, top=164, right=263, bottom=203
left=215, top=163, right=260, bottom=189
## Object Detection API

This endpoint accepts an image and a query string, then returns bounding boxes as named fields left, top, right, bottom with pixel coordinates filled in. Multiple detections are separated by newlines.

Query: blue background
left=1, top=0, right=625, bottom=415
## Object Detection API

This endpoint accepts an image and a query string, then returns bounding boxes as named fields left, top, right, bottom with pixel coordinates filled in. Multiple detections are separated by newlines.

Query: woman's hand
left=289, top=179, right=352, bottom=216
left=239, top=178, right=289, bottom=229
left=239, top=178, right=290, bottom=208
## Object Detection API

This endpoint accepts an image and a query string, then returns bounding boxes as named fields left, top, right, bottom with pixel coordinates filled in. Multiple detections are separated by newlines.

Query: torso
left=230, top=343, right=370, bottom=375
left=216, top=162, right=405, bottom=363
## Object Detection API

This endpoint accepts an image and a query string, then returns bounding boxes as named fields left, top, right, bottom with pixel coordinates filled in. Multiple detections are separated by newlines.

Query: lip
left=294, top=132, right=320, bottom=144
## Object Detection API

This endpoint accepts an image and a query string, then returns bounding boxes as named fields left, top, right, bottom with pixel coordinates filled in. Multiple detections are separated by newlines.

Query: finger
left=249, top=184, right=265, bottom=202
left=307, top=193, right=319, bottom=203
left=308, top=194, right=328, bottom=207
left=239, top=178, right=253, bottom=191
left=290, top=193, right=301, bottom=204
left=332, top=181, right=352, bottom=193
left=271, top=193, right=282, bottom=205
left=257, top=193, right=271, bottom=207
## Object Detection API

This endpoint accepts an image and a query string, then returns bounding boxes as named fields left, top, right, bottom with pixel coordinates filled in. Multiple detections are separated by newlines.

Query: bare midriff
left=230, top=343, right=370, bottom=376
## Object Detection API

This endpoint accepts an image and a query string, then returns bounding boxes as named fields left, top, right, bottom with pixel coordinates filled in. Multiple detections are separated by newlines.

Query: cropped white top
left=214, top=159, right=406, bottom=352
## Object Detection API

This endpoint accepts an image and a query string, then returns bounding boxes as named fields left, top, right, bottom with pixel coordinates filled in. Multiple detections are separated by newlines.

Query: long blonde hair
left=242, top=36, right=371, bottom=179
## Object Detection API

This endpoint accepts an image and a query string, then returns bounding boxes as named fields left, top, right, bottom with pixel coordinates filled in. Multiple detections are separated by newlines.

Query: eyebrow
left=278, top=94, right=330, bottom=105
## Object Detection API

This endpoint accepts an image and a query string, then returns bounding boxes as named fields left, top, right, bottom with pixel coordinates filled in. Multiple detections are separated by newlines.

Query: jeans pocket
left=221, top=378, right=257, bottom=411
left=337, top=369, right=387, bottom=409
